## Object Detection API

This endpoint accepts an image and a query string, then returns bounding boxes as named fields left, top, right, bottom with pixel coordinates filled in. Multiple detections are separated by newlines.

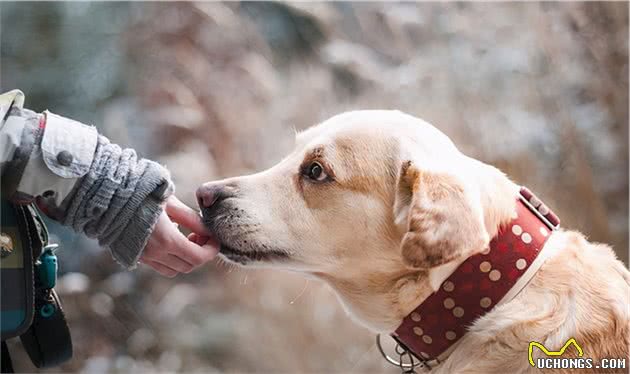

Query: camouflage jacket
left=0, top=90, right=173, bottom=268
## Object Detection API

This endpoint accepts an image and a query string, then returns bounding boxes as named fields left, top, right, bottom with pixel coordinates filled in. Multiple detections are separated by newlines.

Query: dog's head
left=198, top=110, right=516, bottom=331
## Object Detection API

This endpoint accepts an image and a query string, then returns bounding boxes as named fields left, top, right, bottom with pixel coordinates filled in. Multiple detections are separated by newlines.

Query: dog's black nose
left=196, top=183, right=233, bottom=209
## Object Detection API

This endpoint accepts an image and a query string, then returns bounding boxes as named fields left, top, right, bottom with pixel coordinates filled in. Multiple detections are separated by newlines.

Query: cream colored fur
left=198, top=110, right=629, bottom=373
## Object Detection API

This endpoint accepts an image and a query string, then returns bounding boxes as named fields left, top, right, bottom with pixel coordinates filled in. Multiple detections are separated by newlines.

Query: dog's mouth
left=219, top=243, right=289, bottom=265
left=200, top=203, right=291, bottom=265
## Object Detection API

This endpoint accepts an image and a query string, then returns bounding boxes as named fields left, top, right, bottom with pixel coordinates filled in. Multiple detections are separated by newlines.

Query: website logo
left=528, top=338, right=626, bottom=370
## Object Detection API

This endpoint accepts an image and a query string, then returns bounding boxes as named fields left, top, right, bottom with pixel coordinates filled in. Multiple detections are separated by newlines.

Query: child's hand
left=140, top=196, right=219, bottom=277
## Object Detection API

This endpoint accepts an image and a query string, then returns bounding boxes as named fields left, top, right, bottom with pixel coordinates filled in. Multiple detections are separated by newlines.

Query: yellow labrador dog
left=197, top=111, right=629, bottom=373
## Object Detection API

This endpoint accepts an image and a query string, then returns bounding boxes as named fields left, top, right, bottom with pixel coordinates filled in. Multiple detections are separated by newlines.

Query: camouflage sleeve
left=0, top=90, right=174, bottom=269
left=0, top=90, right=25, bottom=168
left=0, top=90, right=44, bottom=199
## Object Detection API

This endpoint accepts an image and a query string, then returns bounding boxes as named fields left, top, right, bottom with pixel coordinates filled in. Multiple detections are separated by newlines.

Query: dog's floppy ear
left=393, top=161, right=490, bottom=269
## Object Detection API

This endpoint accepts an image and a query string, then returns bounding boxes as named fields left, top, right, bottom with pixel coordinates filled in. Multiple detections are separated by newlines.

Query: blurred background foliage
left=1, top=2, right=628, bottom=373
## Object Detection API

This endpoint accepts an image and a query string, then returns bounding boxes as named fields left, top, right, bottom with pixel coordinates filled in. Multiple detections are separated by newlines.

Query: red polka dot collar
left=392, top=187, right=560, bottom=369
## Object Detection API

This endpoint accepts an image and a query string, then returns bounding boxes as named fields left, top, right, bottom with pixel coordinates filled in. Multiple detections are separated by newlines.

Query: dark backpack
left=1, top=199, right=72, bottom=371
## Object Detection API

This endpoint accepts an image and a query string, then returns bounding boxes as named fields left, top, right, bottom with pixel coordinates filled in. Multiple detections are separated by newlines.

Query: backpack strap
left=2, top=341, right=15, bottom=373
left=1, top=199, right=73, bottom=368
left=1, top=200, right=36, bottom=341
left=19, top=204, right=73, bottom=368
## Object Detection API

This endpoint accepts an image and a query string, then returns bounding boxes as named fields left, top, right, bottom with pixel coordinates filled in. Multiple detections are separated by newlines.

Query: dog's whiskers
left=289, top=280, right=310, bottom=305
left=346, top=342, right=377, bottom=373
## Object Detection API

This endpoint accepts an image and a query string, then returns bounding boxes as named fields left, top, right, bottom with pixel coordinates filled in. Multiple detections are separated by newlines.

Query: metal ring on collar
left=376, top=334, right=424, bottom=371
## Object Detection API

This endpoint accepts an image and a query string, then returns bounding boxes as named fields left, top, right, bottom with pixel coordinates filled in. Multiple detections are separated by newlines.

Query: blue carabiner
left=38, top=244, right=59, bottom=290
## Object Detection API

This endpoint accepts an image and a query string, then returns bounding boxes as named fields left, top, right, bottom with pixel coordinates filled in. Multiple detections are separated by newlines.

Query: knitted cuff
left=104, top=161, right=174, bottom=269
left=60, top=135, right=174, bottom=269
left=108, top=188, right=165, bottom=269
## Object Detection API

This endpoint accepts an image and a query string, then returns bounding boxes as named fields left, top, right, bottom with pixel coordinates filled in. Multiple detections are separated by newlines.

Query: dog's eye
left=305, top=161, right=328, bottom=181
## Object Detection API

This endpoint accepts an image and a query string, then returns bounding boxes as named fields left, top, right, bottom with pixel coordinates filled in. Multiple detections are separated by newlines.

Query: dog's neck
left=396, top=186, right=559, bottom=364
left=324, top=162, right=520, bottom=333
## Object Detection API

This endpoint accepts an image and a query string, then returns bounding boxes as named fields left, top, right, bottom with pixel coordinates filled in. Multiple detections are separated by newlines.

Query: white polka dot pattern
left=480, top=297, right=492, bottom=308
left=452, top=307, right=464, bottom=318
left=479, top=261, right=491, bottom=273
left=411, top=312, right=421, bottom=322
left=489, top=269, right=501, bottom=281
left=516, top=258, right=527, bottom=270
left=443, top=298, right=455, bottom=309
left=512, top=224, right=523, bottom=235
left=445, top=331, right=457, bottom=341
left=443, top=281, right=455, bottom=292
left=521, top=233, right=532, bottom=244
left=412, top=321, right=436, bottom=348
